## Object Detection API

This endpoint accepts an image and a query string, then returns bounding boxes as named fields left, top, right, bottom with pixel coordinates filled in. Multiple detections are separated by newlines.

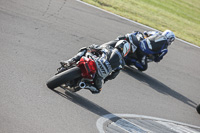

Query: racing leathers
left=60, top=44, right=126, bottom=94
left=124, top=31, right=169, bottom=71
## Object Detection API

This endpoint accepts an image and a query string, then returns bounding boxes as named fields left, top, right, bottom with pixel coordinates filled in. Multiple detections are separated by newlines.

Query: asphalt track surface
left=0, top=0, right=200, bottom=133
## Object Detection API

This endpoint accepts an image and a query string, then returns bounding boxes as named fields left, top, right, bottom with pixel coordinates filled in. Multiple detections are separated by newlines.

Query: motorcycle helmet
left=162, top=30, right=176, bottom=45
left=115, top=40, right=131, bottom=57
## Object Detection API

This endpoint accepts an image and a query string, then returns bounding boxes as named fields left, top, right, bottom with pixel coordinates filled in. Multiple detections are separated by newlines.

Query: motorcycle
left=46, top=49, right=99, bottom=92
left=100, top=31, right=155, bottom=71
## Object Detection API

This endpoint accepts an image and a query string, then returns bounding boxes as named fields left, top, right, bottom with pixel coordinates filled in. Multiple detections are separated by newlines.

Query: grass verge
left=82, top=0, right=200, bottom=47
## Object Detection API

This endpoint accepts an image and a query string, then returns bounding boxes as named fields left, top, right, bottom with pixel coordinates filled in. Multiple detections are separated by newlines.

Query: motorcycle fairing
left=78, top=57, right=97, bottom=79
left=139, top=39, right=166, bottom=55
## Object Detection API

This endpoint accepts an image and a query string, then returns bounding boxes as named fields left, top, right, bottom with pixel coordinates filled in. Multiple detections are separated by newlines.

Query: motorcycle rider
left=60, top=40, right=131, bottom=94
left=121, top=30, right=176, bottom=71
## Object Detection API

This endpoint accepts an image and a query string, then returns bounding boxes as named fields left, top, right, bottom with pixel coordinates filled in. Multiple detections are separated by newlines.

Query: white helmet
left=162, top=30, right=176, bottom=45
left=115, top=40, right=131, bottom=57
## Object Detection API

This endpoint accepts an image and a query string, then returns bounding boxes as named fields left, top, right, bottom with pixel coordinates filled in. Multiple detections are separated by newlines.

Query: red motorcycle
left=46, top=52, right=98, bottom=92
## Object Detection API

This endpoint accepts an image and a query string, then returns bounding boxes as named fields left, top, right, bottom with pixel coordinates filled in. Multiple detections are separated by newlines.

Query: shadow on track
left=51, top=89, right=111, bottom=116
left=123, top=66, right=197, bottom=108
left=50, top=88, right=123, bottom=124
left=49, top=88, right=149, bottom=131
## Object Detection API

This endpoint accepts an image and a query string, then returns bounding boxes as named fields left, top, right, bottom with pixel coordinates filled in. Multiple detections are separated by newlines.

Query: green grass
left=82, top=0, right=200, bottom=46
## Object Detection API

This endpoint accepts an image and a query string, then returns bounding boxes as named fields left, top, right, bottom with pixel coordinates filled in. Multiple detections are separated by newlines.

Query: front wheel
left=196, top=104, right=200, bottom=114
left=46, top=67, right=81, bottom=90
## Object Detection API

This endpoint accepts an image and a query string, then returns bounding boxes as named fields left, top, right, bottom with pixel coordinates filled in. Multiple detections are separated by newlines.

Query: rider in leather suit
left=121, top=30, right=176, bottom=71
left=60, top=40, right=131, bottom=94
left=98, top=30, right=175, bottom=71
left=126, top=30, right=175, bottom=71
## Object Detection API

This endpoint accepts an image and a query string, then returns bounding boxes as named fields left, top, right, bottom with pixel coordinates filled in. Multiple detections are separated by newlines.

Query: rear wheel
left=46, top=67, right=81, bottom=90
left=196, top=104, right=200, bottom=114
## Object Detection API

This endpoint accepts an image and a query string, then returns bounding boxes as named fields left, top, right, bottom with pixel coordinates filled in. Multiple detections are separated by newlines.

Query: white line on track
left=96, top=114, right=200, bottom=133
left=76, top=0, right=200, bottom=49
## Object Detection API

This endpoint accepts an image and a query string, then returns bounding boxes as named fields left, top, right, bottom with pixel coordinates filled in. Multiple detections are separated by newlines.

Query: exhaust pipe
left=79, top=82, right=86, bottom=89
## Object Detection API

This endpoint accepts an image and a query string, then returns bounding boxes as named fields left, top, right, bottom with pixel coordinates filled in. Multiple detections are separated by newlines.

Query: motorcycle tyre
left=46, top=67, right=81, bottom=90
